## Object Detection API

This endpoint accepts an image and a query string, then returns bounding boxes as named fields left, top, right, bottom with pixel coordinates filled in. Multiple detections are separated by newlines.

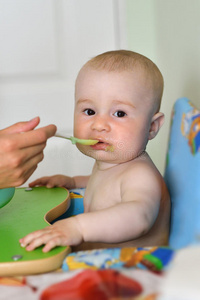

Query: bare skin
left=20, top=153, right=170, bottom=253
left=0, top=117, right=56, bottom=188
left=73, top=153, right=170, bottom=251
left=20, top=56, right=170, bottom=252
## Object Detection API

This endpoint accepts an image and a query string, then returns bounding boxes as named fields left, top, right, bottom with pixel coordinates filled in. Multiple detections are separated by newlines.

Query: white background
left=0, top=0, right=127, bottom=185
left=1, top=0, right=199, bottom=184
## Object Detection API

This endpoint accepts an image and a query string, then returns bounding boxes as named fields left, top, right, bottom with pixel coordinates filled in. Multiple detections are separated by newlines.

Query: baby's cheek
left=73, top=120, right=81, bottom=136
left=76, top=144, right=91, bottom=157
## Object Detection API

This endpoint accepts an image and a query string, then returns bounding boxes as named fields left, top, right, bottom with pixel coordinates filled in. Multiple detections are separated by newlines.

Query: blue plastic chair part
left=0, top=188, right=15, bottom=208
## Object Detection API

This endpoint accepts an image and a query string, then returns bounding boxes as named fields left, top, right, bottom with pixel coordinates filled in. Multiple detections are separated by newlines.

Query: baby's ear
left=148, top=112, right=165, bottom=140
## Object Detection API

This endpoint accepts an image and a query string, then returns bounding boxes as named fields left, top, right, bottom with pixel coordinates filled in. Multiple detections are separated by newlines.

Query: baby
left=20, top=50, right=170, bottom=252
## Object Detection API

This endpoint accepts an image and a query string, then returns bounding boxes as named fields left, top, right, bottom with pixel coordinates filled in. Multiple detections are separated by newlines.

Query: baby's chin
left=76, top=145, right=143, bottom=164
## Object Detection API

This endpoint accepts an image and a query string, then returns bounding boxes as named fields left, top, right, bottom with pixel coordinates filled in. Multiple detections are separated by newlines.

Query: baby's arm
left=29, top=175, right=90, bottom=189
left=76, top=162, right=163, bottom=243
left=19, top=189, right=159, bottom=252
left=76, top=198, right=159, bottom=243
left=73, top=165, right=162, bottom=243
left=20, top=165, right=161, bottom=251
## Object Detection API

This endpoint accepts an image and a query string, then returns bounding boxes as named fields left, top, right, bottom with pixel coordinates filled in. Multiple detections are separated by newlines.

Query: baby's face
left=74, top=67, right=155, bottom=164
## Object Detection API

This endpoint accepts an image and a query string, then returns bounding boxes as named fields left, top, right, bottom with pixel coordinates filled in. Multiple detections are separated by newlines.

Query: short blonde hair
left=78, top=50, right=164, bottom=112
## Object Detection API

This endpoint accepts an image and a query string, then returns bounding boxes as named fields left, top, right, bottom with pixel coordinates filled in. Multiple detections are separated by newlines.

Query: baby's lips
left=90, top=139, right=115, bottom=152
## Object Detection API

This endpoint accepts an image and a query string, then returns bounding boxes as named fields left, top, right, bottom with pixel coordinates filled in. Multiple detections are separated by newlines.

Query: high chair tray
left=0, top=186, right=70, bottom=276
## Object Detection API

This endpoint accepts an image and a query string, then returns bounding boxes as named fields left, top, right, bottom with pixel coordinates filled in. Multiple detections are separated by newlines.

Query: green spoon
left=55, top=133, right=98, bottom=145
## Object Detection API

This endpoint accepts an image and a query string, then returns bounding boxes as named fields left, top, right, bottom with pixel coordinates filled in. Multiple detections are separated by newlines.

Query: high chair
left=164, top=97, right=200, bottom=249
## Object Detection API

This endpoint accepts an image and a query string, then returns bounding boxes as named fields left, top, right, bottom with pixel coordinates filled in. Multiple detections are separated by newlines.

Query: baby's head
left=74, top=50, right=164, bottom=163
left=76, top=50, right=164, bottom=114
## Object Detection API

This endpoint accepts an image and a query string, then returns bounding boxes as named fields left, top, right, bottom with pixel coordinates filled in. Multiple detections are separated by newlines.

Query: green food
left=70, top=137, right=99, bottom=145
left=105, top=145, right=115, bottom=152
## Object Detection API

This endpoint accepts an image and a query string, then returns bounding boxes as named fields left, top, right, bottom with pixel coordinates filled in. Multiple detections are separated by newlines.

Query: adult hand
left=0, top=117, right=56, bottom=188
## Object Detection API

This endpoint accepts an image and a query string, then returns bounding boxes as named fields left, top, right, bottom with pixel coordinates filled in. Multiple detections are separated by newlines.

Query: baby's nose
left=91, top=115, right=111, bottom=132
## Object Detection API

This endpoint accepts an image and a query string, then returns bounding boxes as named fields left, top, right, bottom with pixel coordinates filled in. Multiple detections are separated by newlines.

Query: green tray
left=0, top=187, right=71, bottom=276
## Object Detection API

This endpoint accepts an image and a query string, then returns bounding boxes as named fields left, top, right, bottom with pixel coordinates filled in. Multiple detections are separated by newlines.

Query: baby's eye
left=84, top=109, right=95, bottom=116
left=114, top=110, right=127, bottom=118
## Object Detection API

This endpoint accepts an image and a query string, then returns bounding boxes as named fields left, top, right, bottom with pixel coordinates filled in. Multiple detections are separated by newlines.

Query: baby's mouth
left=91, top=140, right=114, bottom=152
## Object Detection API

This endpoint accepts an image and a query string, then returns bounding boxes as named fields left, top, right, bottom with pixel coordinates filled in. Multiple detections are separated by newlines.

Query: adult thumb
left=1, top=117, right=40, bottom=135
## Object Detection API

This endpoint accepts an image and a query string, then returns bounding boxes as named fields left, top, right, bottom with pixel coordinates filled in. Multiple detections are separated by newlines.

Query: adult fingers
left=0, top=124, right=56, bottom=152
left=1, top=117, right=40, bottom=135
left=17, top=124, right=57, bottom=149
left=0, top=143, right=45, bottom=171
left=0, top=146, right=45, bottom=187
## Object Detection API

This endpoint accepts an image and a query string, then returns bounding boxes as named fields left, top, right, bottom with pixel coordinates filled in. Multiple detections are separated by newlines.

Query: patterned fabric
left=165, top=98, right=200, bottom=249
left=62, top=247, right=174, bottom=273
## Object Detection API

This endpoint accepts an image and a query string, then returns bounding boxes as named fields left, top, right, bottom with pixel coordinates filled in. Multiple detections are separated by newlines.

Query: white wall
left=0, top=0, right=127, bottom=186
left=2, top=0, right=198, bottom=182
left=126, top=0, right=200, bottom=174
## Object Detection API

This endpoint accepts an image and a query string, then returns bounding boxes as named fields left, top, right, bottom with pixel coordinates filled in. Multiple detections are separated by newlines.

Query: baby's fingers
left=19, top=228, right=49, bottom=250
left=42, top=236, right=67, bottom=253
left=19, top=228, right=67, bottom=253
left=29, top=177, right=51, bottom=187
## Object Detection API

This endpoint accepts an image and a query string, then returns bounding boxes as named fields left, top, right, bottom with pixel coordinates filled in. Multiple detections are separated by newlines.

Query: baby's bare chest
left=84, top=171, right=122, bottom=212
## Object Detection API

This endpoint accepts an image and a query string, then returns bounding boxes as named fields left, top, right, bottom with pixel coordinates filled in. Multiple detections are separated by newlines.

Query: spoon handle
left=55, top=134, right=98, bottom=145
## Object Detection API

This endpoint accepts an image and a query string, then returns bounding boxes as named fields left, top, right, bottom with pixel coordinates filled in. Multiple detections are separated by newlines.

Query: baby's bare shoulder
left=121, top=154, right=164, bottom=199
left=124, top=153, right=160, bottom=178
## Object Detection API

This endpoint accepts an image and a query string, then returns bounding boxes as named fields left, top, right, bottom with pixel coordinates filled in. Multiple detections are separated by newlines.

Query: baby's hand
left=29, top=175, right=75, bottom=189
left=19, top=218, right=83, bottom=252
